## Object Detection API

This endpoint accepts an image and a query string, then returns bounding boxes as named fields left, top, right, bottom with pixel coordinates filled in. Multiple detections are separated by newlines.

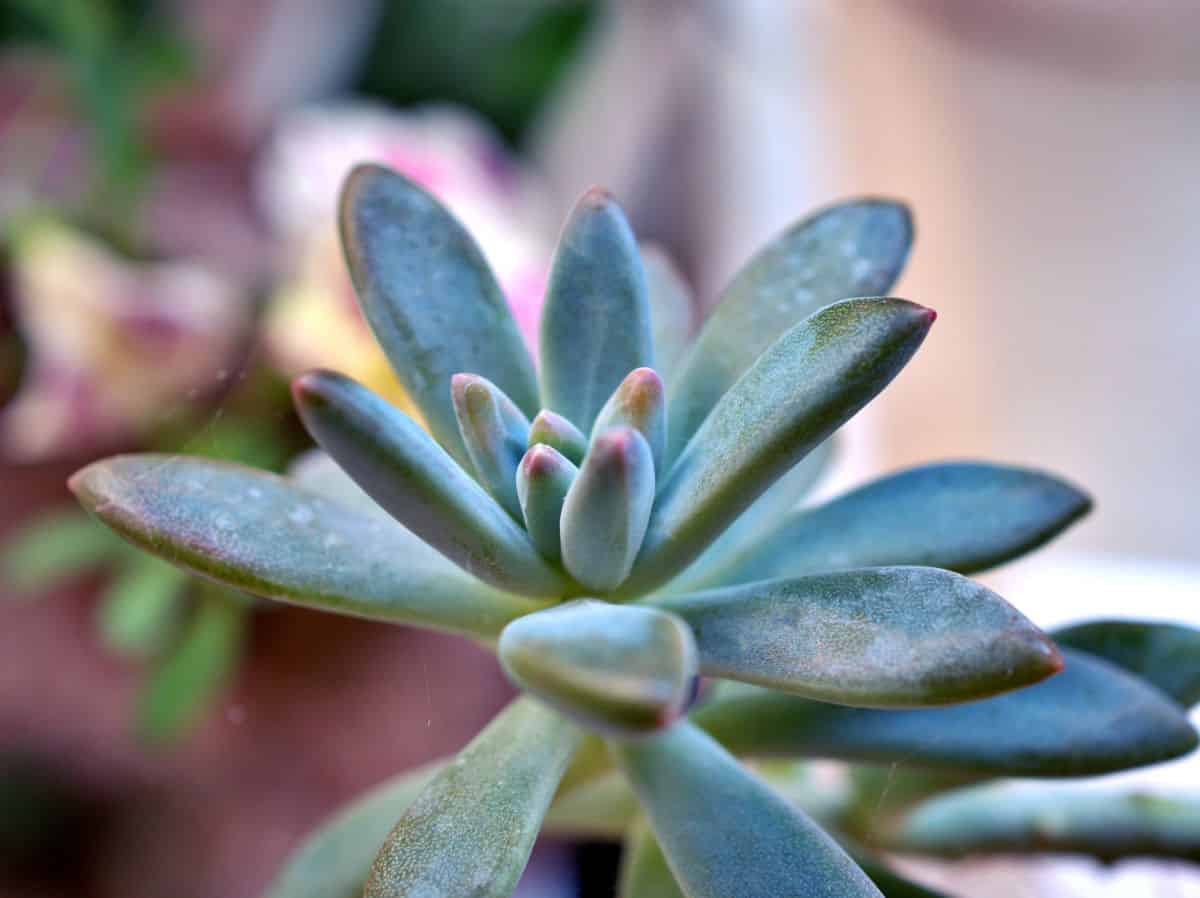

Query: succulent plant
left=70, top=166, right=1198, bottom=897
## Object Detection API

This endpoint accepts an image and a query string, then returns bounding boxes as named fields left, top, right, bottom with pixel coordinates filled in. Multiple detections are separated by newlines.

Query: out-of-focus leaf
left=612, top=721, right=882, bottom=898
left=137, top=587, right=246, bottom=743
left=652, top=567, right=1060, bottom=707
left=97, top=553, right=187, bottom=659
left=451, top=373, right=531, bottom=520
left=561, top=427, right=655, bottom=592
left=692, top=650, right=1198, bottom=776
left=891, top=782, right=1200, bottom=862
left=339, top=164, right=539, bottom=465
left=620, top=298, right=935, bottom=597
left=516, top=444, right=577, bottom=562
left=364, top=698, right=579, bottom=898
left=540, top=188, right=653, bottom=432
left=293, top=371, right=569, bottom=598
left=668, top=439, right=834, bottom=594
left=1, top=510, right=122, bottom=594
left=499, top=601, right=697, bottom=735
left=666, top=199, right=912, bottom=462
left=69, top=455, right=548, bottom=637
left=702, top=462, right=1091, bottom=587
left=618, top=820, right=686, bottom=898
left=544, top=771, right=639, bottom=840
left=591, top=367, right=667, bottom=475
left=528, top=409, right=587, bottom=465
left=264, top=760, right=444, bottom=898
left=642, top=246, right=694, bottom=384
left=1053, top=619, right=1200, bottom=708
left=849, top=849, right=949, bottom=898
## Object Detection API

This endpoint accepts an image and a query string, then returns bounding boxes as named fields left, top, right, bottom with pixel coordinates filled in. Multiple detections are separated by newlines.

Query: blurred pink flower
left=255, top=104, right=552, bottom=406
left=0, top=218, right=249, bottom=461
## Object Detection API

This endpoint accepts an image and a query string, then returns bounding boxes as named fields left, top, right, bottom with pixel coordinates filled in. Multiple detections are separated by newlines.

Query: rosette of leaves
left=69, top=167, right=1198, bottom=898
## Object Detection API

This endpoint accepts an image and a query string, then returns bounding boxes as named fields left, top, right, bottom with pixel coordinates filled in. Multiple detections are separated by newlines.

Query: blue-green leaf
left=652, top=567, right=1061, bottom=707
left=561, top=427, right=655, bottom=592
left=293, top=370, right=569, bottom=598
left=69, top=455, right=548, bottom=637
left=892, top=782, right=1200, bottom=862
left=499, top=601, right=698, bottom=736
left=642, top=246, right=694, bottom=384
left=264, top=761, right=445, bottom=898
left=666, top=199, right=912, bottom=462
left=451, top=373, right=531, bottom=520
left=528, top=409, right=588, bottom=465
left=692, top=649, right=1198, bottom=776
left=339, top=164, right=539, bottom=465
left=618, top=821, right=686, bottom=898
left=701, top=462, right=1091, bottom=588
left=540, top=188, right=653, bottom=432
left=364, top=698, right=580, bottom=898
left=1053, top=619, right=1200, bottom=708
left=612, top=722, right=882, bottom=898
left=620, top=298, right=935, bottom=597
left=591, top=367, right=667, bottom=475
left=516, top=444, right=577, bottom=563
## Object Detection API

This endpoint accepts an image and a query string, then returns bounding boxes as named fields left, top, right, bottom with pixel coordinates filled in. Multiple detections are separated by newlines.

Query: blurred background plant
left=1, top=1, right=1198, bottom=897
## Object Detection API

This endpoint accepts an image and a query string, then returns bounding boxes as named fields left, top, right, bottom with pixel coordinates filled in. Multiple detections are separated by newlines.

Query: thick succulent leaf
left=620, top=298, right=935, bottom=597
left=561, top=427, right=655, bottom=592
left=286, top=449, right=386, bottom=516
left=97, top=554, right=187, bottom=659
left=666, top=199, right=912, bottom=462
left=612, top=721, right=883, bottom=898
left=703, top=462, right=1091, bottom=588
left=642, top=245, right=694, bottom=383
left=364, top=697, right=580, bottom=898
left=591, top=367, right=667, bottom=475
left=652, top=567, right=1061, bottom=707
left=293, top=371, right=569, bottom=598
left=619, top=821, right=686, bottom=898
left=339, top=164, right=539, bottom=465
left=264, top=760, right=444, bottom=898
left=137, top=587, right=246, bottom=743
left=451, top=373, right=531, bottom=520
left=528, top=409, right=588, bottom=465
left=1053, top=619, right=1200, bottom=708
left=891, top=782, right=1200, bottom=862
left=539, top=188, right=653, bottom=432
left=499, top=601, right=698, bottom=736
left=516, top=445, right=577, bottom=562
left=692, top=649, right=1198, bottom=776
left=69, top=455, right=547, bottom=638
left=668, top=439, right=835, bottom=593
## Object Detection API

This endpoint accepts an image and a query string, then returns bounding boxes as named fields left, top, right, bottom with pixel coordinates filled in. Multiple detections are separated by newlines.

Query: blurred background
left=1, top=1, right=1198, bottom=896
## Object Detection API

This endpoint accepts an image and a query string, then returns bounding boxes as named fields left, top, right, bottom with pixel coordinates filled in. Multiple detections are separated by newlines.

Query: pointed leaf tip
left=528, top=409, right=588, bottom=465
left=516, top=444, right=577, bottom=562
left=592, top=367, right=667, bottom=475
left=561, top=427, right=655, bottom=593
left=499, top=601, right=698, bottom=735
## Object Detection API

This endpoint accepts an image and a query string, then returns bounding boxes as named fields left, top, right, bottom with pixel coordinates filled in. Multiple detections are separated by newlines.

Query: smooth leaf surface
left=294, top=371, right=569, bottom=597
left=339, top=164, right=539, bottom=465
left=892, top=782, right=1200, bottom=861
left=1053, top=619, right=1200, bottom=708
left=652, top=567, right=1061, bottom=707
left=666, top=199, right=911, bottom=461
left=364, top=697, right=580, bottom=898
left=540, top=188, right=653, bottom=432
left=516, top=444, right=577, bottom=562
left=701, top=462, right=1091, bottom=588
left=561, top=427, right=655, bottom=592
left=612, top=721, right=883, bottom=898
left=692, top=650, right=1198, bottom=776
left=591, top=367, right=667, bottom=475
left=499, top=601, right=697, bottom=735
left=70, top=455, right=547, bottom=637
left=642, top=245, right=694, bottom=383
left=97, top=553, right=187, bottom=659
left=451, top=373, right=531, bottom=520
left=264, top=761, right=444, bottom=898
left=528, top=409, right=588, bottom=465
left=621, top=298, right=934, bottom=597
left=618, top=821, right=686, bottom=898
